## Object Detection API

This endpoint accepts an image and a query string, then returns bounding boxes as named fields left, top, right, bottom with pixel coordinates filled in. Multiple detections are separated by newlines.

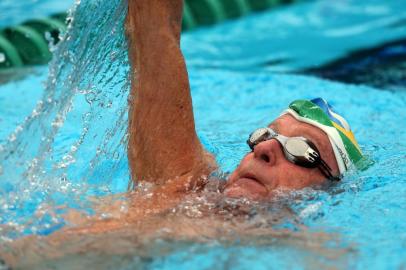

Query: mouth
left=239, top=173, right=264, bottom=186
left=238, top=174, right=267, bottom=190
left=224, top=173, right=268, bottom=199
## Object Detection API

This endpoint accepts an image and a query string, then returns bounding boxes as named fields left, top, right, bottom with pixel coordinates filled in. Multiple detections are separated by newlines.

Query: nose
left=253, top=139, right=281, bottom=165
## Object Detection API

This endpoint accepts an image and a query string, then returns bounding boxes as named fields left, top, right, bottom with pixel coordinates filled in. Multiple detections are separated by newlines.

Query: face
left=224, top=114, right=339, bottom=200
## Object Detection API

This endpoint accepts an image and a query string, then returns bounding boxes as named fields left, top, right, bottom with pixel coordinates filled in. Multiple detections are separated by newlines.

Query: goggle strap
left=319, top=158, right=332, bottom=172
left=318, top=159, right=340, bottom=181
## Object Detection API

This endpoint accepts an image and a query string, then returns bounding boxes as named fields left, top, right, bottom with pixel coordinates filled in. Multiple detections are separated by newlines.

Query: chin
left=225, top=167, right=269, bottom=199
left=223, top=188, right=263, bottom=201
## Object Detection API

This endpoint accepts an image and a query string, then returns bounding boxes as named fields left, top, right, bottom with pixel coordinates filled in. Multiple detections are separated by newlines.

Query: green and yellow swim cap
left=283, top=98, right=364, bottom=174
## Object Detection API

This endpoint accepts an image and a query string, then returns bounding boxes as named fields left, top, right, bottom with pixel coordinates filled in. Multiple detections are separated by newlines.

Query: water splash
left=0, top=0, right=130, bottom=236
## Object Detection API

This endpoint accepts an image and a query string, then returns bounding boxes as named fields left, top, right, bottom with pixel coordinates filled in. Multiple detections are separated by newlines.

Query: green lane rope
left=182, top=2, right=198, bottom=31
left=0, top=34, right=23, bottom=68
left=205, top=0, right=227, bottom=22
left=3, top=25, right=52, bottom=65
left=184, top=0, right=299, bottom=28
left=0, top=12, right=67, bottom=70
left=187, top=0, right=220, bottom=26
left=23, top=18, right=67, bottom=45
left=50, top=13, right=69, bottom=24
left=0, top=0, right=301, bottom=70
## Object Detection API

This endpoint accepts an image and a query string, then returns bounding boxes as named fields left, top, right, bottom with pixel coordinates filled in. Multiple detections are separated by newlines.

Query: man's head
left=224, top=98, right=364, bottom=200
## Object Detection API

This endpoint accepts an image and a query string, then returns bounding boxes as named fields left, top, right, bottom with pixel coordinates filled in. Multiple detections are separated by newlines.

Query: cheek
left=236, top=153, right=253, bottom=170
left=271, top=163, right=323, bottom=189
left=229, top=154, right=250, bottom=180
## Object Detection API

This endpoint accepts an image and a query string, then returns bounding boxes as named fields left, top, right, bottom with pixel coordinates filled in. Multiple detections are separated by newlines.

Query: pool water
left=0, top=0, right=73, bottom=28
left=0, top=0, right=406, bottom=269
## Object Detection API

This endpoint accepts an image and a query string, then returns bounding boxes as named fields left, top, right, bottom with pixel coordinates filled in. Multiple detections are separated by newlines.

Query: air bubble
left=8, top=133, right=16, bottom=142
left=85, top=92, right=96, bottom=104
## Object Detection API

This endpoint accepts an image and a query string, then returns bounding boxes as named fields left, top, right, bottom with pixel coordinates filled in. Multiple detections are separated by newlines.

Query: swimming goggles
left=247, top=127, right=340, bottom=181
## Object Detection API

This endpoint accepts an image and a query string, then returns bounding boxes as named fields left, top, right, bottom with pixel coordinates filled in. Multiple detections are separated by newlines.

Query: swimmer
left=0, top=1, right=366, bottom=266
left=125, top=0, right=364, bottom=205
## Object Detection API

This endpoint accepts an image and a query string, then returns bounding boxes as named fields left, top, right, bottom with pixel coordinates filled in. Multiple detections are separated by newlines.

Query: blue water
left=0, top=0, right=406, bottom=269
left=0, top=0, right=73, bottom=27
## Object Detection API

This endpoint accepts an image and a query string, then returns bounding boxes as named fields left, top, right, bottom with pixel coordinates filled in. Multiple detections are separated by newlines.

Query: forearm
left=126, top=0, right=214, bottom=185
left=130, top=35, right=203, bottom=180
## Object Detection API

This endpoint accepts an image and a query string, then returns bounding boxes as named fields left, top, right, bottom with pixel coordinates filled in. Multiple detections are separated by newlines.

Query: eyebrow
left=268, top=121, right=280, bottom=132
left=276, top=119, right=327, bottom=154
left=269, top=118, right=335, bottom=171
left=269, top=118, right=328, bottom=154
left=296, top=127, right=329, bottom=157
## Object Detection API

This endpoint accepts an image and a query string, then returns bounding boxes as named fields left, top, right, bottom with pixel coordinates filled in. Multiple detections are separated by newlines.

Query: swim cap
left=283, top=98, right=364, bottom=175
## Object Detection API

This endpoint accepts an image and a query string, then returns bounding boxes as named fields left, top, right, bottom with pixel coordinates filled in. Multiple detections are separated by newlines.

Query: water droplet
left=51, top=114, right=64, bottom=128
left=15, top=125, right=23, bottom=133
left=8, top=133, right=16, bottom=142
left=85, top=92, right=97, bottom=104
left=45, top=31, right=58, bottom=52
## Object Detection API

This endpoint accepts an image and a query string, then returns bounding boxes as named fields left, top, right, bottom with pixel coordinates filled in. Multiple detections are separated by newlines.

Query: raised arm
left=126, top=0, right=215, bottom=191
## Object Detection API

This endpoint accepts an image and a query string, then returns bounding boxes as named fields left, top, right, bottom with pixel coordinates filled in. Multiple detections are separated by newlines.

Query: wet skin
left=224, top=114, right=340, bottom=200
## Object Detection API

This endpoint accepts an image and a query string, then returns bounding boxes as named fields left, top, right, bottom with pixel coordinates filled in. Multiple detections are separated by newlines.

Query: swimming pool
left=0, top=0, right=405, bottom=269
left=0, top=0, right=73, bottom=28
